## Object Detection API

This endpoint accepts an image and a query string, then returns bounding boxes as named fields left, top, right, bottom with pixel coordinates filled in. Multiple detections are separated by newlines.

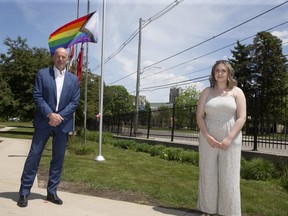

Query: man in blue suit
left=17, top=47, right=80, bottom=207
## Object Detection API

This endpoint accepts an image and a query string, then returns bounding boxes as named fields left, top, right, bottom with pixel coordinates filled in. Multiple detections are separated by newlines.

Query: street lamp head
left=141, top=66, right=162, bottom=74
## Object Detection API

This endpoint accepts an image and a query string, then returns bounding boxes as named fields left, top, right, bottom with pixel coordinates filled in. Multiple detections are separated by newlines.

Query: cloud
left=3, top=0, right=288, bottom=103
left=271, top=30, right=288, bottom=45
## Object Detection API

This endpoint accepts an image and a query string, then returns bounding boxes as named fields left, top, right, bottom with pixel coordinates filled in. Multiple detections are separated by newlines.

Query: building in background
left=169, top=87, right=182, bottom=103
left=149, top=87, right=182, bottom=110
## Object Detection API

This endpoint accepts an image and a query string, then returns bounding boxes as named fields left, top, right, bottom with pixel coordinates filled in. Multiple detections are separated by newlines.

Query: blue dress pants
left=19, top=126, right=68, bottom=196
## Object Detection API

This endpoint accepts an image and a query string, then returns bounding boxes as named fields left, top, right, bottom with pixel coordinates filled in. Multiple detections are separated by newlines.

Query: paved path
left=0, top=126, right=17, bottom=131
left=0, top=136, right=201, bottom=216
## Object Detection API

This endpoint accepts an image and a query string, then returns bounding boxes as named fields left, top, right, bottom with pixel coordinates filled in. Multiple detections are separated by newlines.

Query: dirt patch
left=37, top=169, right=159, bottom=206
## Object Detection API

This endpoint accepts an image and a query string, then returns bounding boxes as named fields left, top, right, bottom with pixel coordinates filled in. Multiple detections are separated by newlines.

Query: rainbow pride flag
left=48, top=11, right=98, bottom=54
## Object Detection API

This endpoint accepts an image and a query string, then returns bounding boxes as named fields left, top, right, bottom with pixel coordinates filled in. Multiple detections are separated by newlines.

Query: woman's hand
left=205, top=134, right=221, bottom=148
left=219, top=137, right=232, bottom=150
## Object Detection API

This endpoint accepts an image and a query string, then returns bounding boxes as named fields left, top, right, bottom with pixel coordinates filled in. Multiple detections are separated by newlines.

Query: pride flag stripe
left=48, top=11, right=97, bottom=54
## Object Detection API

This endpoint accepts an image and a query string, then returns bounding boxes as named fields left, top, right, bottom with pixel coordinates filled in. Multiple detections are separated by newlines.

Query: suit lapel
left=49, top=67, right=57, bottom=107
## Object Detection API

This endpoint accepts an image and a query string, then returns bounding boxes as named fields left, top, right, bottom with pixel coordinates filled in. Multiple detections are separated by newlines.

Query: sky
left=1, top=0, right=288, bottom=103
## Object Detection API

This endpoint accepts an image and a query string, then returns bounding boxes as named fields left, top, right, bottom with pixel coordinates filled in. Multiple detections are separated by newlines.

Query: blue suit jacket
left=33, top=67, right=80, bottom=133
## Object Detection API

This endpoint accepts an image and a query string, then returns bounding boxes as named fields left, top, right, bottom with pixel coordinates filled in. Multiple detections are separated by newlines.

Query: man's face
left=53, top=48, right=68, bottom=71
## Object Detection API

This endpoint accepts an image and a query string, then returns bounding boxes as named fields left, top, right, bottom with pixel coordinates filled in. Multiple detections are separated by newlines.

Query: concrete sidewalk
left=0, top=137, right=200, bottom=216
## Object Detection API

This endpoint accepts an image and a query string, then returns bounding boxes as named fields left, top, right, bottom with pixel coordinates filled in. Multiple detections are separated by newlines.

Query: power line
left=142, top=19, right=288, bottom=82
left=142, top=0, right=184, bottom=29
left=109, top=70, right=136, bottom=85
left=146, top=1, right=288, bottom=69
left=92, top=0, right=184, bottom=74
left=137, top=21, right=288, bottom=91
left=109, top=1, right=288, bottom=86
left=141, top=67, right=211, bottom=86
left=140, top=75, right=210, bottom=92
left=119, top=16, right=288, bottom=91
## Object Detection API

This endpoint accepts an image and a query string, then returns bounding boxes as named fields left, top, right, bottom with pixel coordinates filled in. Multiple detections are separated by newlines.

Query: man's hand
left=48, top=113, right=63, bottom=127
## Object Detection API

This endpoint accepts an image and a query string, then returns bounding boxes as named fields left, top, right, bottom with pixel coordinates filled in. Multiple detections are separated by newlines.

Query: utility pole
left=134, top=18, right=142, bottom=136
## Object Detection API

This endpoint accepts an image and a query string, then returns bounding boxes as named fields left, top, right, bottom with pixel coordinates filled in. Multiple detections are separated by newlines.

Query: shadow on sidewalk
left=153, top=205, right=201, bottom=216
left=0, top=192, right=46, bottom=203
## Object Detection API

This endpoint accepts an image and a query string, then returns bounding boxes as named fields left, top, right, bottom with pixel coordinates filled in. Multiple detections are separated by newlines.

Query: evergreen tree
left=230, top=32, right=288, bottom=134
left=229, top=41, right=254, bottom=133
left=229, top=41, right=252, bottom=97
left=252, top=32, right=288, bottom=132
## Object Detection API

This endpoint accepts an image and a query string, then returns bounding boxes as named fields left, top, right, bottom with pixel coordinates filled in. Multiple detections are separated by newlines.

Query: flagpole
left=72, top=0, right=80, bottom=137
left=83, top=0, right=90, bottom=145
left=75, top=0, right=80, bottom=59
left=95, top=0, right=106, bottom=161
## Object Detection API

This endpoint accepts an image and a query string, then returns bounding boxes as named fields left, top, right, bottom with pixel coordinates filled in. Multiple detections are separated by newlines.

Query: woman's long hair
left=209, top=60, right=237, bottom=89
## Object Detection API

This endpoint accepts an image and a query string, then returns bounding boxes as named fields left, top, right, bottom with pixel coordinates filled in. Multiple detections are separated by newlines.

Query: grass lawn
left=1, top=122, right=288, bottom=215
left=39, top=139, right=199, bottom=208
left=39, top=138, right=288, bottom=216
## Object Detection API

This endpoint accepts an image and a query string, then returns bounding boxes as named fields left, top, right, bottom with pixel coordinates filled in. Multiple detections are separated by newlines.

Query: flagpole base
left=94, top=155, right=105, bottom=161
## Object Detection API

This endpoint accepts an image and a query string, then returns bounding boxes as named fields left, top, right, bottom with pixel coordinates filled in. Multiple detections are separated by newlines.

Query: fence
left=89, top=103, right=288, bottom=153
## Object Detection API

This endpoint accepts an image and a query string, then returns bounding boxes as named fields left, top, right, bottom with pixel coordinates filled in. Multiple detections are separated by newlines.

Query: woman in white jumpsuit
left=196, top=60, right=246, bottom=216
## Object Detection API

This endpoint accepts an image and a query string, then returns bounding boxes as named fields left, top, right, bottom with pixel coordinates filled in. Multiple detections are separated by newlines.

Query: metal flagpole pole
left=75, top=0, right=79, bottom=58
left=71, top=0, right=80, bottom=137
left=83, top=0, right=90, bottom=145
left=95, top=0, right=106, bottom=161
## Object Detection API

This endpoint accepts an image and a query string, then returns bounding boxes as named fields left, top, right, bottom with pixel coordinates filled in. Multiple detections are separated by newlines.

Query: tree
left=0, top=78, right=16, bottom=120
left=175, top=85, right=200, bottom=129
left=229, top=41, right=252, bottom=97
left=229, top=41, right=254, bottom=127
left=0, top=37, right=137, bottom=130
left=151, top=105, right=172, bottom=128
left=138, top=101, right=151, bottom=126
left=230, top=32, right=288, bottom=134
left=75, top=70, right=100, bottom=127
left=104, top=85, right=134, bottom=116
left=251, top=32, right=288, bottom=133
left=0, top=37, right=52, bottom=121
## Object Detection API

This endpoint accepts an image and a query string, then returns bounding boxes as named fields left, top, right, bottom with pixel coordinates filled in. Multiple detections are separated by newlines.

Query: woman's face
left=214, top=63, right=228, bottom=84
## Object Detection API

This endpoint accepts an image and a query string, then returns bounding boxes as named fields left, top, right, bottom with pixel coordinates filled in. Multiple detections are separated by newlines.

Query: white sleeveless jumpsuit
left=197, top=90, right=242, bottom=216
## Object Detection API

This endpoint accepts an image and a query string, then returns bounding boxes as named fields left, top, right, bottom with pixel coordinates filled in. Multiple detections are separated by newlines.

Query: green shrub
left=179, top=150, right=199, bottom=166
left=112, top=139, right=200, bottom=167
left=113, top=139, right=136, bottom=150
left=161, top=147, right=182, bottom=161
left=87, top=131, right=114, bottom=144
left=241, top=158, right=278, bottom=181
left=67, top=132, right=113, bottom=155
left=73, top=145, right=95, bottom=155
left=67, top=140, right=96, bottom=155
left=76, top=129, right=114, bottom=144
left=149, top=145, right=166, bottom=157
left=134, top=142, right=152, bottom=153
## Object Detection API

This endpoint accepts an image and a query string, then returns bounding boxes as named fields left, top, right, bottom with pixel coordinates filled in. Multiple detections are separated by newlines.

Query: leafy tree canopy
left=0, top=36, right=52, bottom=120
